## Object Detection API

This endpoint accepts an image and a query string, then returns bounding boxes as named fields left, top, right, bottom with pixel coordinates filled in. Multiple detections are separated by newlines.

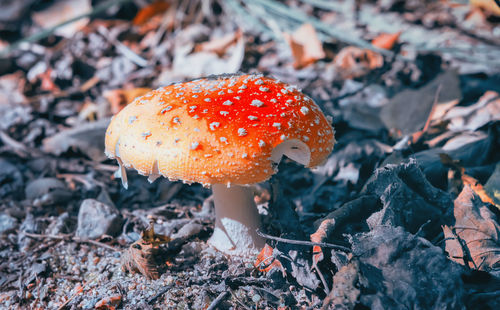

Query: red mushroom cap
left=105, top=74, right=335, bottom=186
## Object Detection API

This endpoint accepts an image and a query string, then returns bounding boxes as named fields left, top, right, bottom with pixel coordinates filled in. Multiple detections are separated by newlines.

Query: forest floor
left=0, top=0, right=499, bottom=309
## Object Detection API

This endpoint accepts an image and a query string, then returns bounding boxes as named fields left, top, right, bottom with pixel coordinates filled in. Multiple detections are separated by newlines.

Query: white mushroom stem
left=208, top=184, right=265, bottom=256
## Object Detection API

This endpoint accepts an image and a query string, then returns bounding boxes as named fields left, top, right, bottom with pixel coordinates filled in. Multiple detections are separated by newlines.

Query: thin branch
left=207, top=291, right=229, bottom=310
left=23, top=232, right=119, bottom=252
left=256, top=230, right=350, bottom=252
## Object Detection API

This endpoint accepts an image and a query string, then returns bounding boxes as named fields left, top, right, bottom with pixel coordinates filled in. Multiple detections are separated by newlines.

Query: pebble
left=76, top=199, right=123, bottom=239
left=0, top=213, right=17, bottom=234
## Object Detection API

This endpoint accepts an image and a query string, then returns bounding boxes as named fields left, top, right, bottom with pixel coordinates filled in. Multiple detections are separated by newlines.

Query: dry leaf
left=121, top=221, right=171, bottom=280
left=104, top=87, right=152, bottom=115
left=39, top=68, right=60, bottom=92
left=462, top=174, right=499, bottom=208
left=133, top=1, right=170, bottom=25
left=443, top=186, right=500, bottom=271
left=371, top=32, right=401, bottom=50
left=470, top=0, right=500, bottom=16
left=31, top=0, right=91, bottom=37
left=284, top=23, right=325, bottom=69
left=42, top=118, right=110, bottom=162
left=195, top=30, right=242, bottom=57
left=381, top=70, right=461, bottom=136
left=334, top=46, right=383, bottom=79
left=442, top=91, right=500, bottom=132
left=95, top=295, right=122, bottom=310
left=254, top=244, right=284, bottom=273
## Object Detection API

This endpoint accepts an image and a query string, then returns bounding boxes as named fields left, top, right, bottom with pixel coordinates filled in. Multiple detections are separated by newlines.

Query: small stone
left=0, top=213, right=17, bottom=234
left=76, top=199, right=123, bottom=239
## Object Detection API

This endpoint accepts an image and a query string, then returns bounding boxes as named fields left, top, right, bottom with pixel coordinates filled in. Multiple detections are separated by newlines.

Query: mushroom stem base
left=208, top=184, right=265, bottom=256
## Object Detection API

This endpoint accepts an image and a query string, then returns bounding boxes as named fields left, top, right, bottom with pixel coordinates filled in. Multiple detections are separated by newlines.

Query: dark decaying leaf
left=443, top=185, right=500, bottom=273
left=363, top=159, right=453, bottom=239
left=381, top=70, right=461, bottom=136
left=341, top=226, right=466, bottom=310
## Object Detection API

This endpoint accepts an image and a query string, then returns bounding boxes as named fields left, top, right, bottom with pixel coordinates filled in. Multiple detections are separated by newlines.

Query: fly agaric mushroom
left=105, top=74, right=335, bottom=256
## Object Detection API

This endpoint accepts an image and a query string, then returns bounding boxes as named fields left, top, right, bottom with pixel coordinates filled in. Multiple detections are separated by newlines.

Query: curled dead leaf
left=121, top=221, right=171, bottom=280
left=284, top=23, right=325, bottom=69
left=334, top=46, right=383, bottom=79
left=443, top=185, right=500, bottom=271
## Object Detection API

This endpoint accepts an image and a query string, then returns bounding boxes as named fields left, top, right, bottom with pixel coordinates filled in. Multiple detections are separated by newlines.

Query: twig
left=0, top=0, right=133, bottom=57
left=147, top=284, right=174, bottom=305
left=313, top=265, right=330, bottom=295
left=23, top=232, right=119, bottom=252
left=256, top=230, right=350, bottom=252
left=0, top=131, right=43, bottom=157
left=228, top=289, right=251, bottom=310
left=207, top=291, right=229, bottom=310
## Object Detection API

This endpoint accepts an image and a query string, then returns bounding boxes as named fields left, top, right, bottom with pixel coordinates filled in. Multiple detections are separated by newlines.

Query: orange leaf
left=95, top=295, right=122, bottom=310
left=334, top=46, right=383, bottom=79
left=104, top=87, right=152, bottom=114
left=284, top=23, right=325, bottom=69
left=254, top=244, right=283, bottom=273
left=470, top=0, right=500, bottom=16
left=133, top=1, right=170, bottom=25
left=462, top=174, right=499, bottom=208
left=372, top=32, right=401, bottom=50
left=39, top=69, right=60, bottom=92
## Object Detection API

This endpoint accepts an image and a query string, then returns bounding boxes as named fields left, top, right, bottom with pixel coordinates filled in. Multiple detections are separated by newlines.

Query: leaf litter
left=0, top=0, right=499, bottom=309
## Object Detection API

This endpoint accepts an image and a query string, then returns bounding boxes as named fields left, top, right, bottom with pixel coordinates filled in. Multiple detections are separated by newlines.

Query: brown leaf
left=104, top=87, right=152, bottom=115
left=470, top=0, right=500, bottom=16
left=371, top=32, right=401, bottom=50
left=440, top=91, right=500, bottom=132
left=333, top=46, right=383, bottom=79
left=133, top=1, right=170, bottom=26
left=195, top=30, right=242, bottom=57
left=443, top=186, right=500, bottom=271
left=462, top=174, right=499, bottom=209
left=284, top=23, right=325, bottom=69
left=121, top=222, right=171, bottom=280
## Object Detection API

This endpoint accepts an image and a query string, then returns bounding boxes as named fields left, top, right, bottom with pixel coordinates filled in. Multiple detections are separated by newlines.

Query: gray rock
left=0, top=213, right=17, bottom=234
left=171, top=220, right=203, bottom=239
left=76, top=199, right=122, bottom=239
left=25, top=177, right=66, bottom=200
